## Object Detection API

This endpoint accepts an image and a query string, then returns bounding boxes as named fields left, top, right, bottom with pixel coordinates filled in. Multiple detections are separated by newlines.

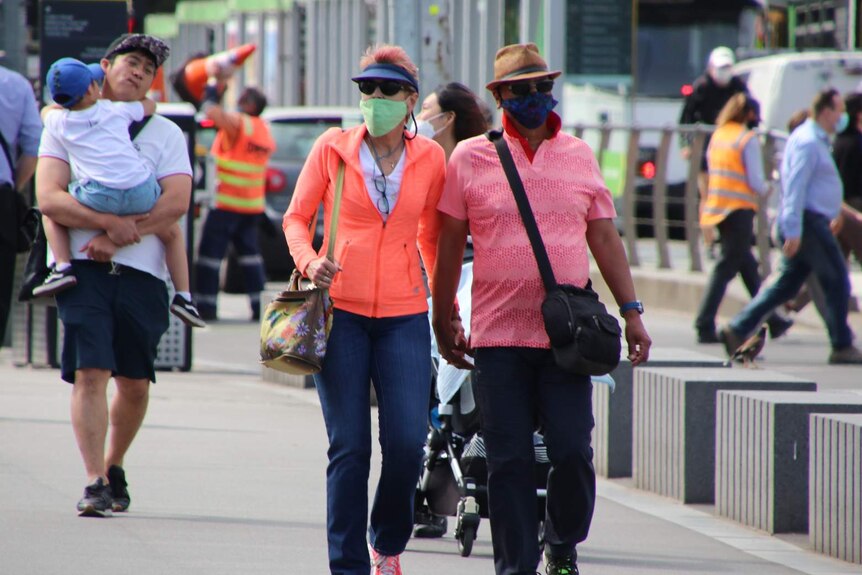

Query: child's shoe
left=32, top=265, right=77, bottom=298
left=170, top=294, right=207, bottom=328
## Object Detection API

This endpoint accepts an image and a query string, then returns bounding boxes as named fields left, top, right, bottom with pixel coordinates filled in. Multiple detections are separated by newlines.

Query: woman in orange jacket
left=283, top=45, right=446, bottom=575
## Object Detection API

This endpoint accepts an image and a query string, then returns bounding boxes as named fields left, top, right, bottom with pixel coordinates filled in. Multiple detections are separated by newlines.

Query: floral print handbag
left=260, top=160, right=344, bottom=375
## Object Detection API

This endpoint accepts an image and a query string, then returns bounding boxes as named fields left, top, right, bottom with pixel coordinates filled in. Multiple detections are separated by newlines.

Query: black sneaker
left=77, top=477, right=113, bottom=517
left=767, top=315, right=794, bottom=340
left=544, top=553, right=579, bottom=575
left=32, top=266, right=77, bottom=298
left=107, top=465, right=131, bottom=512
left=413, top=512, right=447, bottom=538
left=718, top=326, right=744, bottom=359
left=170, top=294, right=207, bottom=328
left=697, top=330, right=721, bottom=344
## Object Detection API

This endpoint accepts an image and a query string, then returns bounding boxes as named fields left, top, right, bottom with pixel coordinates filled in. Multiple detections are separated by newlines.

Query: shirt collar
left=502, top=111, right=562, bottom=144
left=807, top=118, right=831, bottom=143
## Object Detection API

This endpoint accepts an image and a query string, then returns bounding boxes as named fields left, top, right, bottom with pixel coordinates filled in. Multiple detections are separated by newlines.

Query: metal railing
left=567, top=122, right=789, bottom=278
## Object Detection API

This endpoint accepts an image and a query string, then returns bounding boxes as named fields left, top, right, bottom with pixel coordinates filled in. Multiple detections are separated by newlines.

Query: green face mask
left=360, top=98, right=408, bottom=137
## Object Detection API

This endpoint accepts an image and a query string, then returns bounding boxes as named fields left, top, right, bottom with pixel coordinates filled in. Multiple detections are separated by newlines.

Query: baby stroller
left=415, top=261, right=551, bottom=557
left=413, top=361, right=551, bottom=557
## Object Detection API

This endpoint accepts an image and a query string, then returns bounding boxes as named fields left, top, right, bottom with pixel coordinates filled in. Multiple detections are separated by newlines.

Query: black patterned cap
left=104, top=34, right=170, bottom=68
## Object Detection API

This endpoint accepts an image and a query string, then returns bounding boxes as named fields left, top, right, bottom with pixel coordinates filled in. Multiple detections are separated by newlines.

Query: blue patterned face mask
left=500, top=92, right=558, bottom=129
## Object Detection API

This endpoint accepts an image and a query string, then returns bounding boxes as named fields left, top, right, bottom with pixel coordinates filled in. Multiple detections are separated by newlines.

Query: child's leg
left=159, top=223, right=207, bottom=327
left=157, top=223, right=189, bottom=292
left=32, top=215, right=79, bottom=297
left=43, top=215, right=72, bottom=267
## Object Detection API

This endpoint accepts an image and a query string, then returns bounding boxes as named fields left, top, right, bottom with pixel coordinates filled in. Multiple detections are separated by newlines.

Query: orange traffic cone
left=170, top=44, right=256, bottom=108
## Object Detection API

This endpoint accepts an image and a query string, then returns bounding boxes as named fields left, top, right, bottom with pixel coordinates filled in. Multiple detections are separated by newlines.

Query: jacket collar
left=327, top=124, right=433, bottom=165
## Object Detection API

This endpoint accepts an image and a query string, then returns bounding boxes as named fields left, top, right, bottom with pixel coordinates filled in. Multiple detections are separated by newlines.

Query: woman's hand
left=305, top=256, right=341, bottom=288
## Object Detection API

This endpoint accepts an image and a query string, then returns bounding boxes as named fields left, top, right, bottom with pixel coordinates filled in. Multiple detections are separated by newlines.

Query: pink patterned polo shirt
left=437, top=125, right=616, bottom=349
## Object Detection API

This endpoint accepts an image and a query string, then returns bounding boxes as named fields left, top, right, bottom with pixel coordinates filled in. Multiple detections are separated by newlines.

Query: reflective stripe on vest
left=212, top=115, right=273, bottom=214
left=701, top=122, right=759, bottom=227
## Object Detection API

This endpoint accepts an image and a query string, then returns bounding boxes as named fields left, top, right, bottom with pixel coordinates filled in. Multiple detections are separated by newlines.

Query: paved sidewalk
left=1, top=289, right=861, bottom=574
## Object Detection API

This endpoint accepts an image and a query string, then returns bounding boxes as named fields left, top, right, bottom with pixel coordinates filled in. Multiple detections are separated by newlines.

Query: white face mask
left=415, top=112, right=447, bottom=139
left=711, top=67, right=733, bottom=87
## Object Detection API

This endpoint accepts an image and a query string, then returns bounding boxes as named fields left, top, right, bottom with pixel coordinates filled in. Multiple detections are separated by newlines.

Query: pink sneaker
left=369, top=544, right=402, bottom=575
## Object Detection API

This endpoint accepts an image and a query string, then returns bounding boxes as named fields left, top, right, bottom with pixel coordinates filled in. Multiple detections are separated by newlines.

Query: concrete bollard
left=716, top=390, right=862, bottom=533
left=809, top=413, right=862, bottom=563
left=633, top=367, right=816, bottom=503
left=593, top=347, right=727, bottom=478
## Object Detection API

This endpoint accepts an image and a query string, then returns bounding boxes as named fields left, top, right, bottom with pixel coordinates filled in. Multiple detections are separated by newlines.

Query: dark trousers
left=730, top=211, right=853, bottom=349
left=194, top=208, right=265, bottom=317
left=695, top=210, right=761, bottom=334
left=0, top=184, right=19, bottom=343
left=473, top=347, right=595, bottom=575
left=695, top=209, right=786, bottom=335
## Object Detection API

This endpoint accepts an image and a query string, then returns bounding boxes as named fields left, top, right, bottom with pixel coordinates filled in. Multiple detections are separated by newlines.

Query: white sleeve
left=37, top=116, right=69, bottom=162
left=110, top=101, right=145, bottom=123
left=154, top=119, right=192, bottom=179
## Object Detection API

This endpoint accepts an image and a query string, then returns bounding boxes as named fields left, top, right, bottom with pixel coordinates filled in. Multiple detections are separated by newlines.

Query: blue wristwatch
left=619, top=301, right=644, bottom=315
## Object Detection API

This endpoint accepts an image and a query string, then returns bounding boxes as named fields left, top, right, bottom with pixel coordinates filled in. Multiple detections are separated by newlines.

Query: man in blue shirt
left=0, top=63, right=42, bottom=342
left=721, top=89, right=862, bottom=364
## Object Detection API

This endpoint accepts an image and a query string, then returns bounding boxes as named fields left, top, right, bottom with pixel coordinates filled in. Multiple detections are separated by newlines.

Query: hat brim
left=351, top=67, right=417, bottom=91
left=486, top=69, right=561, bottom=92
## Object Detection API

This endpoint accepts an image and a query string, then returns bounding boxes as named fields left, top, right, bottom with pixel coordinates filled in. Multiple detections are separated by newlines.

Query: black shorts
left=56, top=260, right=169, bottom=384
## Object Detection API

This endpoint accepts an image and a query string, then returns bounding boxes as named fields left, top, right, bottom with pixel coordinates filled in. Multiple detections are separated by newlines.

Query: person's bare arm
left=586, top=217, right=651, bottom=365
left=431, top=214, right=473, bottom=370
left=133, top=174, right=192, bottom=236
left=40, top=104, right=62, bottom=122
left=35, top=157, right=143, bottom=245
left=15, top=156, right=37, bottom=191
left=204, top=104, right=242, bottom=143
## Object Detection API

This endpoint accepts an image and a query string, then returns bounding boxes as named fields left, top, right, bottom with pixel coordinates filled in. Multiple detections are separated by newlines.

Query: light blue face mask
left=835, top=111, right=850, bottom=133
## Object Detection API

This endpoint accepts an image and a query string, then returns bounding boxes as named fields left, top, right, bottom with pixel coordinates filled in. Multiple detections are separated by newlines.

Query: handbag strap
left=0, top=129, right=15, bottom=176
left=486, top=129, right=557, bottom=293
left=326, top=160, right=345, bottom=259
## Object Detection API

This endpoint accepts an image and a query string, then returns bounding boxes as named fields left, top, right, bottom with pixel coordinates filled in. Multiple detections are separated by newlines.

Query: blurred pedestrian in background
left=283, top=44, right=446, bottom=575
left=679, top=46, right=748, bottom=252
left=721, top=89, right=862, bottom=365
left=194, top=86, right=275, bottom=322
left=0, top=63, right=42, bottom=343
left=416, top=82, right=489, bottom=160
left=694, top=94, right=792, bottom=343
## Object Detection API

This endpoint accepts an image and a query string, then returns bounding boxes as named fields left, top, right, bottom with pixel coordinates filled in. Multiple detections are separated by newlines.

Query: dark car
left=255, top=106, right=362, bottom=280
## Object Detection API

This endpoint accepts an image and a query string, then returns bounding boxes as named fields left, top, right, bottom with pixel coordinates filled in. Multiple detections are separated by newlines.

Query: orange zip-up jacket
left=283, top=125, right=446, bottom=318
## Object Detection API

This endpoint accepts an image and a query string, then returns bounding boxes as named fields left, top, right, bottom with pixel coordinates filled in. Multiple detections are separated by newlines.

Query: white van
left=733, top=51, right=862, bottom=132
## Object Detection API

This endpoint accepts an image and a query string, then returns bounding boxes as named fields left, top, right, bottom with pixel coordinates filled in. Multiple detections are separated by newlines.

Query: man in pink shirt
left=433, top=43, right=651, bottom=575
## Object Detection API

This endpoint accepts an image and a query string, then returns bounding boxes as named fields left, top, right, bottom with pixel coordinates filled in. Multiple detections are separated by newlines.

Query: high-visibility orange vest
left=701, top=122, right=759, bottom=227
left=211, top=115, right=275, bottom=214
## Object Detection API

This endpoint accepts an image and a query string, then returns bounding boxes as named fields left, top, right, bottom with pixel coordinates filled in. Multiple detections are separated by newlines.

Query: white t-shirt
left=43, top=100, right=152, bottom=189
left=38, top=113, right=193, bottom=279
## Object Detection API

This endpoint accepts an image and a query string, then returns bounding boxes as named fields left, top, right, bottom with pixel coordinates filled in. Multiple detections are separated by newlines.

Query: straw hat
left=485, top=43, right=561, bottom=92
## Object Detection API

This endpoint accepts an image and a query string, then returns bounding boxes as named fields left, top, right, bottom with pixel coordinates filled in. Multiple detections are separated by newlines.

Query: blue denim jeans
left=729, top=211, right=853, bottom=349
left=473, top=347, right=596, bottom=575
left=314, top=308, right=431, bottom=575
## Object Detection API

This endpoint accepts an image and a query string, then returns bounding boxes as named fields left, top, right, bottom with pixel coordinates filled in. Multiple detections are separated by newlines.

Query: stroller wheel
left=457, top=525, right=476, bottom=557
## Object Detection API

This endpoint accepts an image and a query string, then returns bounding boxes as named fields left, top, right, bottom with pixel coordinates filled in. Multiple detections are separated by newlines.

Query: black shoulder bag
left=0, top=130, right=39, bottom=254
left=486, top=130, right=621, bottom=376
